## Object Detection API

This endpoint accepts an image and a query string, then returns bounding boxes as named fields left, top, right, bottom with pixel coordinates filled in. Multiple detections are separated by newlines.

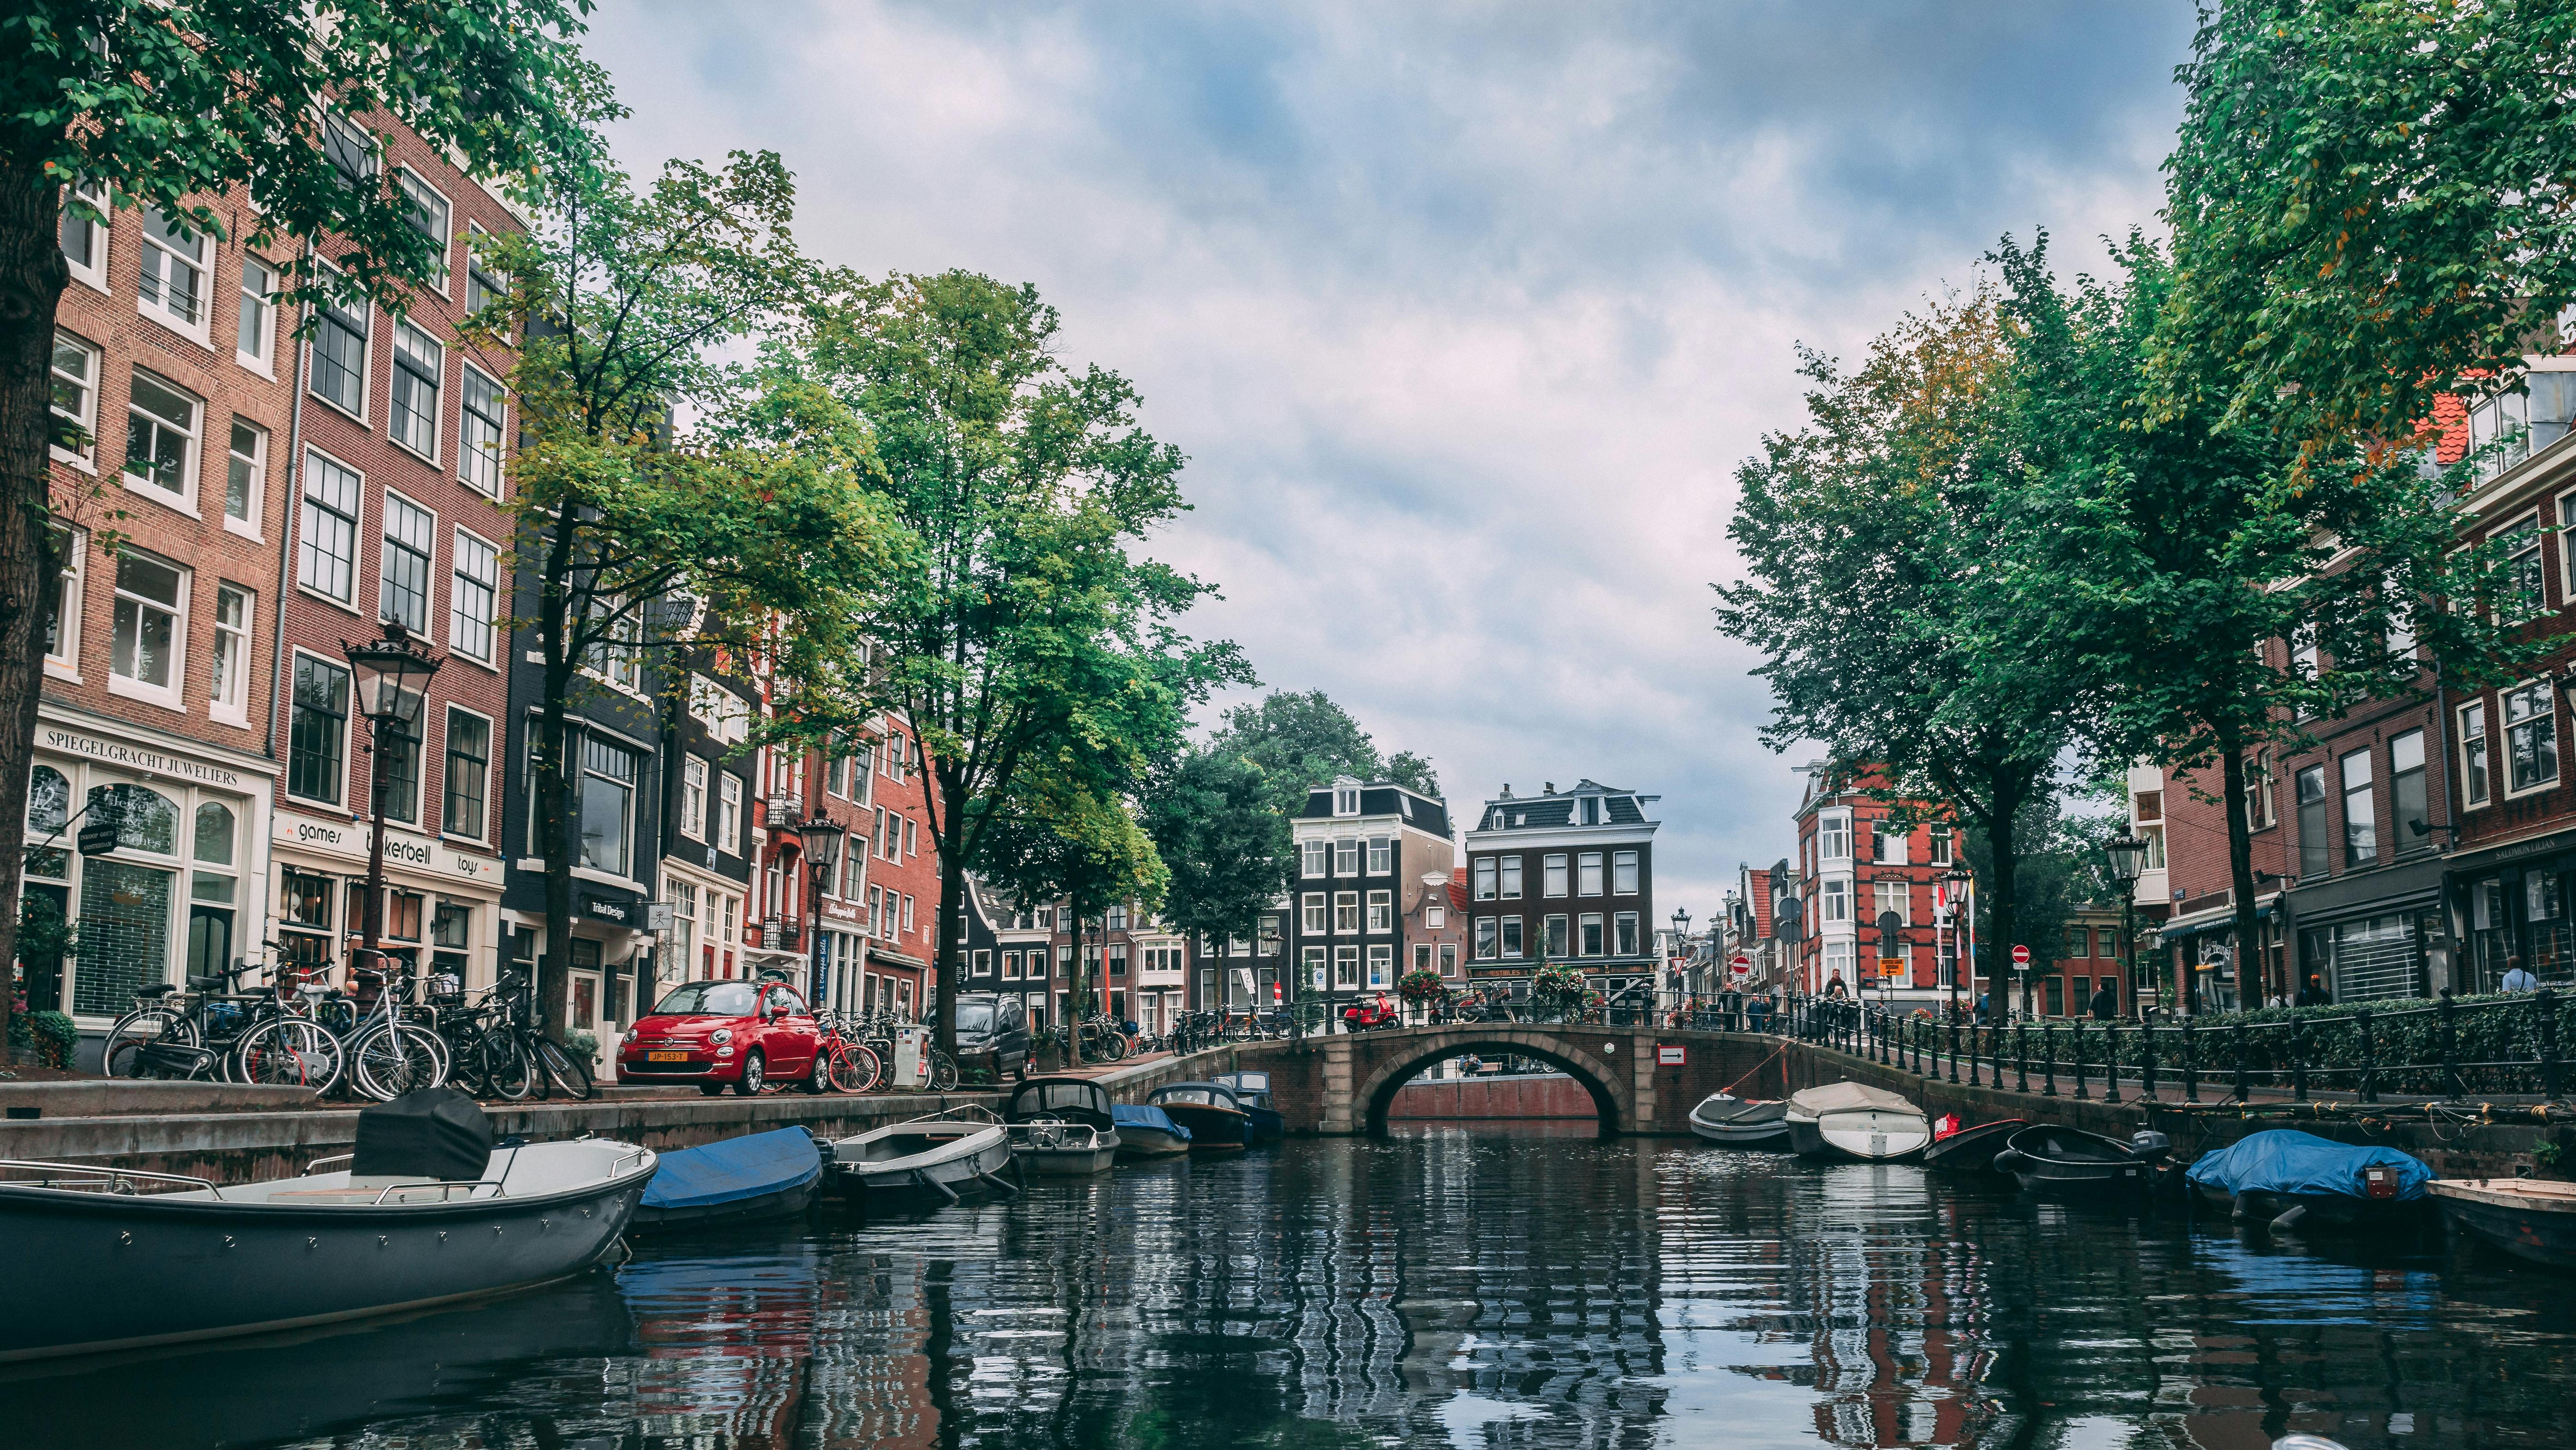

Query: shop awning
left=2150, top=902, right=2276, bottom=948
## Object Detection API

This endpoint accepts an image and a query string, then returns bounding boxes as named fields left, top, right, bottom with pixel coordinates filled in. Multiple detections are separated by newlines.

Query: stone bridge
left=1097, top=1023, right=1790, bottom=1136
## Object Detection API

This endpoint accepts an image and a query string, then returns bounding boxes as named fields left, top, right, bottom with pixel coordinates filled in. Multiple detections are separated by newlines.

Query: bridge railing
left=1816, top=991, right=2572, bottom=1104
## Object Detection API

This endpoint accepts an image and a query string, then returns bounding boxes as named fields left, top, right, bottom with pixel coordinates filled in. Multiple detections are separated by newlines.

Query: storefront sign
left=823, top=901, right=860, bottom=923
left=582, top=894, right=646, bottom=927
left=270, top=810, right=500, bottom=887
left=40, top=724, right=252, bottom=791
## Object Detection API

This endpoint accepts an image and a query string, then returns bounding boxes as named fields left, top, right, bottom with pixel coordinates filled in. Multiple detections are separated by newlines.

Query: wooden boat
left=827, top=1106, right=1019, bottom=1204
left=2430, top=1178, right=2576, bottom=1269
left=1993, top=1125, right=2166, bottom=1198
left=1149, top=1082, right=1252, bottom=1152
left=1921, top=1117, right=2030, bottom=1173
left=2184, top=1129, right=2433, bottom=1233
left=1784, top=1082, right=1930, bottom=1161
left=1004, top=1076, right=1122, bottom=1175
left=1688, top=1093, right=1791, bottom=1148
left=1110, top=1103, right=1193, bottom=1158
left=0, top=1086, right=654, bottom=1363
left=631, top=1126, right=823, bottom=1232
left=1209, top=1071, right=1287, bottom=1143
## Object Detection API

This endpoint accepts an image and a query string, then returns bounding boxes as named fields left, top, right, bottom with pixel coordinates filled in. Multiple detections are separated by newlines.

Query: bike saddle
left=134, top=982, right=179, bottom=999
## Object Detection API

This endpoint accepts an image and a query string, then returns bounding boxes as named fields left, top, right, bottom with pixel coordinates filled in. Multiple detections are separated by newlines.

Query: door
left=764, top=985, right=818, bottom=1075
left=22, top=883, right=68, bottom=1012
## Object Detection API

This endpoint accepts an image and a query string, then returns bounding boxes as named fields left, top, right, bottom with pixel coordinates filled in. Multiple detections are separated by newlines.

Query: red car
left=1342, top=993, right=1401, bottom=1031
left=619, top=979, right=821, bottom=1095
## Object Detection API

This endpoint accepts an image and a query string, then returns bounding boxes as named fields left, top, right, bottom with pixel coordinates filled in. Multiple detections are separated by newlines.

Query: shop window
left=88, top=782, right=177, bottom=854
left=77, top=859, right=174, bottom=1015
left=25, top=765, right=70, bottom=881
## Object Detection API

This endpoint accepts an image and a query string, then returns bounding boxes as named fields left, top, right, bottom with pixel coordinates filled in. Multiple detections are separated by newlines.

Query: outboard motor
left=2128, top=1130, right=2171, bottom=1162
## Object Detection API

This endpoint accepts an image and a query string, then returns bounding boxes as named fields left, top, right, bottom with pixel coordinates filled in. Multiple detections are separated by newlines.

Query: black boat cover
left=351, top=1085, right=493, bottom=1183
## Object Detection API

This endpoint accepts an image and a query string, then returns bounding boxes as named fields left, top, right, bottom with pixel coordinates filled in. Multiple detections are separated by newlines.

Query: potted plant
left=1531, top=963, right=1588, bottom=1020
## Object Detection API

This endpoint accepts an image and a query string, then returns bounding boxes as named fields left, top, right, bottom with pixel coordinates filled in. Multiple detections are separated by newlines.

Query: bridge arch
left=1353, top=1029, right=1631, bottom=1137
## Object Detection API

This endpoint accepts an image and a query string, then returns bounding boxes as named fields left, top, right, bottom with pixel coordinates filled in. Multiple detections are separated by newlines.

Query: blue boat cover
left=639, top=1127, right=821, bottom=1210
left=1111, top=1104, right=1191, bottom=1142
left=2185, top=1130, right=2433, bottom=1203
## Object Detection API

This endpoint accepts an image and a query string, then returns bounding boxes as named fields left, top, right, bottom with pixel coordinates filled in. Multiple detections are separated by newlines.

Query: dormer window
left=1581, top=796, right=1601, bottom=826
left=1334, top=784, right=1360, bottom=816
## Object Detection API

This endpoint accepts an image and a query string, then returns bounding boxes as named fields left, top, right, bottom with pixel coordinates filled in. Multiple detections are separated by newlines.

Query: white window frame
left=298, top=447, right=364, bottom=609
left=1333, top=837, right=1360, bottom=876
left=236, top=255, right=277, bottom=374
left=389, top=321, right=444, bottom=463
left=1878, top=824, right=1908, bottom=865
left=108, top=548, right=188, bottom=709
left=458, top=362, right=506, bottom=496
left=222, top=416, right=266, bottom=536
left=1300, top=839, right=1327, bottom=878
left=1334, top=785, right=1360, bottom=816
left=448, top=526, right=499, bottom=665
left=2503, top=679, right=2560, bottom=799
left=680, top=756, right=707, bottom=840
left=718, top=774, right=743, bottom=853
left=1366, top=890, right=1392, bottom=932
left=396, top=167, right=453, bottom=293
left=378, top=490, right=436, bottom=636
left=465, top=221, right=508, bottom=316
left=1499, top=855, right=1522, bottom=899
left=1577, top=851, right=1604, bottom=897
left=1874, top=878, right=1910, bottom=927
left=123, top=367, right=202, bottom=511
left=2461, top=699, right=2492, bottom=808
left=136, top=208, right=210, bottom=340
left=207, top=581, right=252, bottom=726
left=1543, top=852, right=1568, bottom=897
left=1819, top=809, right=1851, bottom=861
left=60, top=177, right=108, bottom=292
left=1612, top=849, right=1639, bottom=895
left=1300, top=892, right=1327, bottom=934
left=1366, top=836, right=1392, bottom=874
left=1473, top=857, right=1496, bottom=901
left=44, top=523, right=84, bottom=680
left=49, top=330, right=98, bottom=469
left=1821, top=878, right=1850, bottom=924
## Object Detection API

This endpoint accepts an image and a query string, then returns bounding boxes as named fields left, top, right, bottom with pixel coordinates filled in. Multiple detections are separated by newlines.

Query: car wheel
left=698, top=1082, right=727, bottom=1097
left=733, top=1050, right=766, bottom=1096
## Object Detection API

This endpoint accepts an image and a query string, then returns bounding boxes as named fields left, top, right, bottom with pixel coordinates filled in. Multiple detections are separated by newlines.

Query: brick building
left=1789, top=765, right=1961, bottom=1006
left=1297, top=775, right=1456, bottom=1011
left=1462, top=779, right=1653, bottom=1000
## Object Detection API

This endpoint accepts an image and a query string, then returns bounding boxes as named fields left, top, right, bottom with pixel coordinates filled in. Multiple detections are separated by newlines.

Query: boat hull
left=630, top=1167, right=821, bottom=1232
left=2431, top=1179, right=2576, bottom=1268
left=1789, top=1107, right=1930, bottom=1161
left=1996, top=1126, right=2157, bottom=1198
left=1922, top=1119, right=2029, bottom=1173
left=1157, top=1103, right=1250, bottom=1152
left=0, top=1155, right=652, bottom=1363
left=1688, top=1097, right=1791, bottom=1149
left=1114, top=1127, right=1192, bottom=1159
left=1007, top=1123, right=1121, bottom=1176
left=832, top=1126, right=1019, bottom=1200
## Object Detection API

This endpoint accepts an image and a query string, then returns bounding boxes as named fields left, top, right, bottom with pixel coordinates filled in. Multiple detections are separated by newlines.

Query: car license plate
left=647, top=1051, right=689, bottom=1062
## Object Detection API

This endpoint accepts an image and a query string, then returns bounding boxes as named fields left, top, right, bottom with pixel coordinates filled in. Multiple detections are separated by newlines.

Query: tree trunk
left=1066, top=904, right=1085, bottom=1068
left=2219, top=741, right=2263, bottom=1014
left=932, top=771, right=969, bottom=1061
left=535, top=519, right=580, bottom=1042
left=1984, top=800, right=2023, bottom=1017
left=0, top=156, right=71, bottom=1065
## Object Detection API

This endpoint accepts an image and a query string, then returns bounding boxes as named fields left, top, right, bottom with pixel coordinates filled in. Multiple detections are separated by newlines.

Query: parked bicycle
left=811, top=1009, right=883, bottom=1093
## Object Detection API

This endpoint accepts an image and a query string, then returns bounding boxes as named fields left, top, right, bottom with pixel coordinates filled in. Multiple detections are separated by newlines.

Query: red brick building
left=1789, top=766, right=1963, bottom=1006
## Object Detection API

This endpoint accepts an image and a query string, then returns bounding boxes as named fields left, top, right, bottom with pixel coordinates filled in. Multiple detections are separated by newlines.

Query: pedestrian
left=1748, top=995, right=1773, bottom=1032
left=2089, top=981, right=2118, bottom=1020
left=2503, top=955, right=2540, bottom=993
left=1825, top=972, right=1848, bottom=999
left=1974, top=991, right=1991, bottom=1026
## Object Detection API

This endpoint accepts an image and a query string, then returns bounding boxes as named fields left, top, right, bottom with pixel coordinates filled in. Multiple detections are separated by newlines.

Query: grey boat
left=828, top=1105, right=1020, bottom=1204
left=0, top=1087, right=654, bottom=1363
left=1688, top=1093, right=1792, bottom=1148
left=1784, top=1082, right=1931, bottom=1161
left=1004, top=1076, right=1121, bottom=1175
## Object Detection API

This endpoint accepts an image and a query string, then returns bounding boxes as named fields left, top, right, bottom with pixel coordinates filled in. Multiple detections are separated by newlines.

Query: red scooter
left=1341, top=994, right=1402, bottom=1031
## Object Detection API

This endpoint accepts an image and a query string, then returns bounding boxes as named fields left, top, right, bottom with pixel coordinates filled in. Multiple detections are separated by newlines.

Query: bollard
left=2539, top=988, right=2563, bottom=1100
left=2289, top=1014, right=2307, bottom=1101
left=2356, top=1008, right=2377, bottom=1104
left=2181, top=1016, right=2199, bottom=1104
left=2015, top=1022, right=2031, bottom=1093
left=1993, top=1022, right=2007, bottom=1089
left=2138, top=1013, right=2156, bottom=1102
left=2103, top=1021, right=2122, bottom=1105
left=2072, top=1019, right=2090, bottom=1100
left=2439, top=989, right=2462, bottom=1100
left=2041, top=1023, right=2059, bottom=1096
left=2232, top=1020, right=2249, bottom=1104
left=1947, top=1017, right=1961, bottom=1085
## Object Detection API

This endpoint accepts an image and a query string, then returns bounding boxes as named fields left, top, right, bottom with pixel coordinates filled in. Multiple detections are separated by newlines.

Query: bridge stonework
left=1098, top=1026, right=1788, bottom=1136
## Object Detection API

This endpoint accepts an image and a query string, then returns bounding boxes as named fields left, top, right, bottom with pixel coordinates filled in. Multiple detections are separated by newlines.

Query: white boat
left=827, top=1106, right=1020, bottom=1204
left=1784, top=1082, right=1930, bottom=1161
left=1004, top=1077, right=1121, bottom=1175
left=1688, top=1092, right=1791, bottom=1148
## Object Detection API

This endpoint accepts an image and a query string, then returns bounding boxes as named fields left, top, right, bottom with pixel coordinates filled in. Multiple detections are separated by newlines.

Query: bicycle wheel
left=831, top=1041, right=882, bottom=1094
left=102, top=1008, right=198, bottom=1079
left=232, top=1018, right=344, bottom=1092
left=533, top=1037, right=596, bottom=1101
left=928, top=1049, right=959, bottom=1092
left=350, top=1023, right=448, bottom=1101
left=444, top=1028, right=492, bottom=1097
left=479, top=1033, right=537, bottom=1101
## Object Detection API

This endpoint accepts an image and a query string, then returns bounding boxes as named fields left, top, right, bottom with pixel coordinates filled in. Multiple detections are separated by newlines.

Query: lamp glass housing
left=798, top=814, right=847, bottom=872
left=2103, top=833, right=2150, bottom=886
left=342, top=626, right=441, bottom=727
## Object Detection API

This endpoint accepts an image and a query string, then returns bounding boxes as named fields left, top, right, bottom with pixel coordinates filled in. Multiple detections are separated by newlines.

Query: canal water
left=12, top=1126, right=2575, bottom=1450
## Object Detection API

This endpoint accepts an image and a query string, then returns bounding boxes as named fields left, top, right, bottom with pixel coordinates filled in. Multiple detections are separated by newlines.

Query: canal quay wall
left=1386, top=1074, right=1596, bottom=1120
left=0, top=1083, right=1003, bottom=1183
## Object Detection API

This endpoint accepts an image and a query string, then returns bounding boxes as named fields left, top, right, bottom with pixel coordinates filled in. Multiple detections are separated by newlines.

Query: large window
left=137, top=210, right=207, bottom=332
left=379, top=493, right=434, bottom=632
left=288, top=656, right=350, bottom=803
left=110, top=551, right=186, bottom=703
left=124, top=370, right=198, bottom=504
left=237, top=257, right=276, bottom=370
left=1613, top=849, right=1639, bottom=895
left=1367, top=836, right=1392, bottom=874
left=208, top=583, right=251, bottom=723
left=1366, top=890, right=1392, bottom=931
left=443, top=709, right=490, bottom=840
left=50, top=331, right=97, bottom=464
left=2501, top=516, right=2546, bottom=620
left=1300, top=839, right=1327, bottom=878
left=1579, top=913, right=1603, bottom=956
left=2340, top=749, right=2378, bottom=867
left=299, top=451, right=361, bottom=603
left=717, top=774, right=741, bottom=852
left=44, top=523, right=83, bottom=671
left=1300, top=892, right=1327, bottom=934
left=1473, top=857, right=1496, bottom=900
left=1614, top=912, right=1639, bottom=957
left=389, top=323, right=443, bottom=460
left=466, top=223, right=507, bottom=315
left=1333, top=837, right=1360, bottom=876
left=1335, top=945, right=1360, bottom=987
left=224, top=418, right=264, bottom=529
left=578, top=734, right=640, bottom=875
left=397, top=170, right=451, bottom=283
left=459, top=365, right=505, bottom=494
left=1500, top=916, right=1524, bottom=959
left=2391, top=729, right=2429, bottom=855
left=1499, top=856, right=1523, bottom=899
left=2505, top=681, right=2559, bottom=794
left=1874, top=878, right=1908, bottom=927
left=1544, top=914, right=1569, bottom=957
left=1821, top=878, right=1850, bottom=923
left=2461, top=701, right=2492, bottom=806
left=1577, top=851, right=1604, bottom=896
left=311, top=294, right=369, bottom=417
left=1543, top=853, right=1568, bottom=897
left=2295, top=764, right=2329, bottom=878
left=2243, top=752, right=2276, bottom=828
left=376, top=692, right=424, bottom=824
left=1474, top=917, right=1498, bottom=960
left=679, top=756, right=707, bottom=839
left=449, top=528, right=498, bottom=662
left=1819, top=810, right=1851, bottom=861
left=1333, top=891, right=1359, bottom=933
left=60, top=177, right=107, bottom=288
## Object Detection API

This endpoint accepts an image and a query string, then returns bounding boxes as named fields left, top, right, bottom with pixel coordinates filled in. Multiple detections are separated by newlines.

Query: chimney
left=1500, top=783, right=1512, bottom=799
left=1544, top=781, right=1556, bottom=794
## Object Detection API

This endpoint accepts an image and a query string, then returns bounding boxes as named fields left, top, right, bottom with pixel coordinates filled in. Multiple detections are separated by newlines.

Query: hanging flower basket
left=1397, top=967, right=1447, bottom=1004
left=1531, top=963, right=1588, bottom=1011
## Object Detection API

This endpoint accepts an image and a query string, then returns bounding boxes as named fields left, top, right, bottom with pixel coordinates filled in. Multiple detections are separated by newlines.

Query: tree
left=1960, top=794, right=2121, bottom=1016
left=1718, top=282, right=2084, bottom=990
left=2160, top=0, right=2576, bottom=457
left=1141, top=746, right=1289, bottom=956
left=473, top=149, right=893, bottom=1034
left=1202, top=689, right=1438, bottom=822
left=797, top=270, right=1247, bottom=1061
left=0, top=2, right=607, bottom=1057
left=982, top=776, right=1167, bottom=1066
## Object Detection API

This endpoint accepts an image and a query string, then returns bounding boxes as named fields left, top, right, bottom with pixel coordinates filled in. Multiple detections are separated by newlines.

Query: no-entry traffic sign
left=2012, top=944, right=2031, bottom=967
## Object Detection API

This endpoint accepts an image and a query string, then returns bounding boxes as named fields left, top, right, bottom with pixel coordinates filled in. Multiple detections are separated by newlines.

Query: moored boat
left=2429, top=1178, right=2576, bottom=1269
left=1784, top=1082, right=1930, bottom=1161
left=1149, top=1082, right=1252, bottom=1152
left=1111, top=1103, right=1193, bottom=1158
left=2184, top=1130, right=2433, bottom=1233
left=1994, top=1125, right=2168, bottom=1198
left=827, top=1106, right=1019, bottom=1204
left=1209, top=1071, right=1287, bottom=1143
left=1921, top=1117, right=2030, bottom=1173
left=631, top=1126, right=823, bottom=1233
left=1688, top=1093, right=1791, bottom=1149
left=1004, top=1076, right=1122, bottom=1175
left=0, top=1086, right=654, bottom=1363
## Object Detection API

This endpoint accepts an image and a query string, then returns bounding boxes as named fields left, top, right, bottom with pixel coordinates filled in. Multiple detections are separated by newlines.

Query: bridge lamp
left=2103, top=832, right=2149, bottom=1019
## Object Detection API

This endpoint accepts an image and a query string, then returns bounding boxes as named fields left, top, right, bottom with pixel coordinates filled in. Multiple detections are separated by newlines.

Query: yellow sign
left=1878, top=958, right=1906, bottom=979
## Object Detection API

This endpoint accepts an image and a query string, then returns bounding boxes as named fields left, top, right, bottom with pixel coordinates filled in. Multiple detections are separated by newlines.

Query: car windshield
left=956, top=1003, right=996, bottom=1034
left=653, top=981, right=760, bottom=1017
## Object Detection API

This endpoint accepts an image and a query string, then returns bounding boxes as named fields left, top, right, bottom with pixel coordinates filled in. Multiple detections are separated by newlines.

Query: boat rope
left=1716, top=1041, right=1791, bottom=1098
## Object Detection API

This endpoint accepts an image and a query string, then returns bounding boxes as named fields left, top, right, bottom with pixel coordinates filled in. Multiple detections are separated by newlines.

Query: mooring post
left=2041, top=1023, right=2058, bottom=1097
left=2439, top=989, right=2462, bottom=1100
left=2181, top=1017, right=2199, bottom=1104
left=2356, top=1008, right=2377, bottom=1104
left=2071, top=1019, right=2089, bottom=1100
left=2535, top=988, right=2561, bottom=1100
left=2103, top=1021, right=2122, bottom=1105
left=2014, top=1022, right=2030, bottom=1094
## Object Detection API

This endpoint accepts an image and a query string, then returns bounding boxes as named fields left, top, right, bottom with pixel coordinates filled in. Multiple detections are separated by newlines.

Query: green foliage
left=1203, top=691, right=1439, bottom=821
left=1531, top=964, right=1588, bottom=1011
left=1141, top=748, right=1288, bottom=949
left=2160, top=0, right=2576, bottom=453
left=1396, top=968, right=1447, bottom=1004
left=1960, top=793, right=2121, bottom=996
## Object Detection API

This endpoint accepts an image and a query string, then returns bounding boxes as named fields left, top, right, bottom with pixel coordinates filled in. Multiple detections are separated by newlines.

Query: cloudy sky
left=584, top=0, right=2198, bottom=918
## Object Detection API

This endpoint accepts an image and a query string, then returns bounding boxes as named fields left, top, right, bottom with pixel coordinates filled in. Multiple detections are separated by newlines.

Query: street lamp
left=2103, top=831, right=2150, bottom=1021
left=797, top=811, right=847, bottom=1007
left=1671, top=908, right=1691, bottom=1018
left=342, top=623, right=442, bottom=988
left=1941, top=861, right=1971, bottom=1020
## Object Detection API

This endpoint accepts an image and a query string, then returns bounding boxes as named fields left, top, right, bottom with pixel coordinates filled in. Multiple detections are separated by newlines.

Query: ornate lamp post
left=2103, top=831, right=2151, bottom=1020
left=797, top=811, right=847, bottom=1007
left=1941, top=861, right=1971, bottom=1019
left=342, top=624, right=442, bottom=987
left=1671, top=907, right=1691, bottom=1013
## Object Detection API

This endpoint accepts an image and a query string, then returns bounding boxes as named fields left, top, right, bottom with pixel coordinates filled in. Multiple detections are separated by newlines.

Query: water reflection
left=7, top=1127, right=2575, bottom=1450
